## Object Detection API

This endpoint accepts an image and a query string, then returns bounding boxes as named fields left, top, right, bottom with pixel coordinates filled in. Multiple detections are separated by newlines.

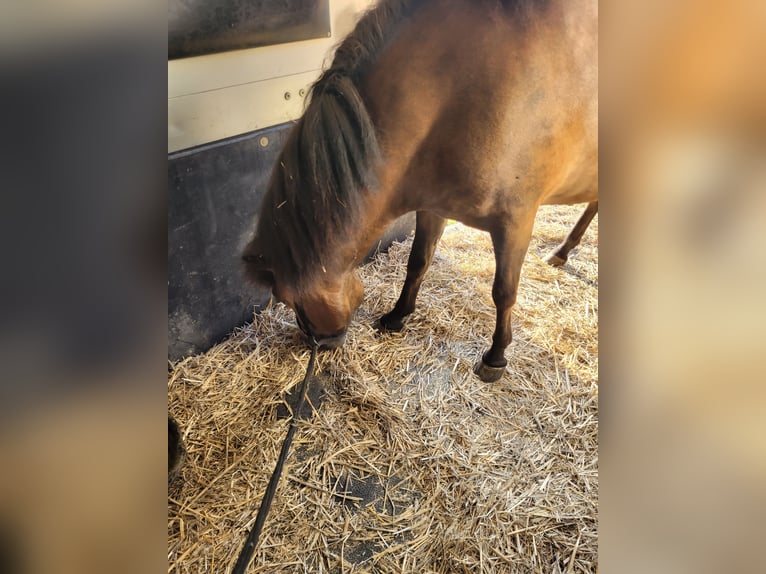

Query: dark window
left=168, top=0, right=331, bottom=60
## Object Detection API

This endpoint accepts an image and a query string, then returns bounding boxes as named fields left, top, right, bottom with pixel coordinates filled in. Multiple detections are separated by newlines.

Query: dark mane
left=252, top=0, right=423, bottom=284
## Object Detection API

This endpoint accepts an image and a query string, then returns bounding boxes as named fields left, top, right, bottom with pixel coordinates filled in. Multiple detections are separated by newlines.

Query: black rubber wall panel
left=169, top=125, right=414, bottom=361
left=168, top=127, right=283, bottom=360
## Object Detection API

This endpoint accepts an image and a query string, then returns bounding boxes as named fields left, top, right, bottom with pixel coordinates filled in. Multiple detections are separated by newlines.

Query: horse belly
left=540, top=149, right=598, bottom=205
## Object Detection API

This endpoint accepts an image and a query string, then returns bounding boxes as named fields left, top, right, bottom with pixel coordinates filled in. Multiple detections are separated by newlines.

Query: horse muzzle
left=311, top=330, right=347, bottom=350
left=295, top=306, right=348, bottom=350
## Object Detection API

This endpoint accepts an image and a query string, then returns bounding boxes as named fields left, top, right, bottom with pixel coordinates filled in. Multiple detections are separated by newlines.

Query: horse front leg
left=378, top=211, right=446, bottom=331
left=475, top=219, right=535, bottom=382
left=546, top=201, right=598, bottom=266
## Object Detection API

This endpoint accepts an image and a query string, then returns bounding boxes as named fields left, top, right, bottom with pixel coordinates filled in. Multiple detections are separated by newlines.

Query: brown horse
left=243, top=0, right=597, bottom=381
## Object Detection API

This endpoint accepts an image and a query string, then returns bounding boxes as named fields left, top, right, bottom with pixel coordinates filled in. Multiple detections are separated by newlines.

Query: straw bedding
left=168, top=205, right=598, bottom=573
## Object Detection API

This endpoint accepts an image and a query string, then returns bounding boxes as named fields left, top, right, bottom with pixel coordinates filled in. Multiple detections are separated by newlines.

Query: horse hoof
left=473, top=360, right=506, bottom=382
left=545, top=252, right=567, bottom=267
left=376, top=314, right=404, bottom=332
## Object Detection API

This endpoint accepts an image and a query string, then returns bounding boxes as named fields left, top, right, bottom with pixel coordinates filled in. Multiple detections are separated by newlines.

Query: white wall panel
left=168, top=0, right=374, bottom=152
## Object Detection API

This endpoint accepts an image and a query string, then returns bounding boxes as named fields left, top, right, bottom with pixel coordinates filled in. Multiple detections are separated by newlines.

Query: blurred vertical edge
left=0, top=1, right=167, bottom=573
left=601, top=0, right=766, bottom=572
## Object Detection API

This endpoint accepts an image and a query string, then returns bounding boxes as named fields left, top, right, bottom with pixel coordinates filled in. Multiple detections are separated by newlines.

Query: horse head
left=243, top=238, right=363, bottom=349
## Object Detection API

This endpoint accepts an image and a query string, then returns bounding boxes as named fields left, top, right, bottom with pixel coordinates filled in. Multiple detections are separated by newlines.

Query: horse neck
left=331, top=187, right=401, bottom=273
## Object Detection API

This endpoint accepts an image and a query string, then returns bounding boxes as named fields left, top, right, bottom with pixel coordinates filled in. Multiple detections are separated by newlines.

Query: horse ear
left=242, top=249, right=275, bottom=288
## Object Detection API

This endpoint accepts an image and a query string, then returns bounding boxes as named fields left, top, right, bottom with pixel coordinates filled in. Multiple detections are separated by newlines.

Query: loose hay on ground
left=168, top=205, right=598, bottom=573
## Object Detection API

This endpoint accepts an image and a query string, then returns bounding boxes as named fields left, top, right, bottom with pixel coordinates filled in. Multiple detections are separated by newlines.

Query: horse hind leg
left=377, top=211, right=446, bottom=332
left=474, top=215, right=535, bottom=382
left=546, top=201, right=598, bottom=266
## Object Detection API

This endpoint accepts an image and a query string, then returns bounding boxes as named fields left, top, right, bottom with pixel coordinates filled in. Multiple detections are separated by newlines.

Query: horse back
left=362, top=0, right=598, bottom=226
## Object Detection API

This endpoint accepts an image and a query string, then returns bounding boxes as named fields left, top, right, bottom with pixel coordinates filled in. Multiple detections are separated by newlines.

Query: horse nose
left=314, top=330, right=347, bottom=350
left=294, top=306, right=346, bottom=349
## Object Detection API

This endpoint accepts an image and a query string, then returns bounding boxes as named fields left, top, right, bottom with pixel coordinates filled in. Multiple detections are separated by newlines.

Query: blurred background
left=600, top=0, right=766, bottom=571
left=0, top=0, right=764, bottom=572
left=0, top=1, right=166, bottom=573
